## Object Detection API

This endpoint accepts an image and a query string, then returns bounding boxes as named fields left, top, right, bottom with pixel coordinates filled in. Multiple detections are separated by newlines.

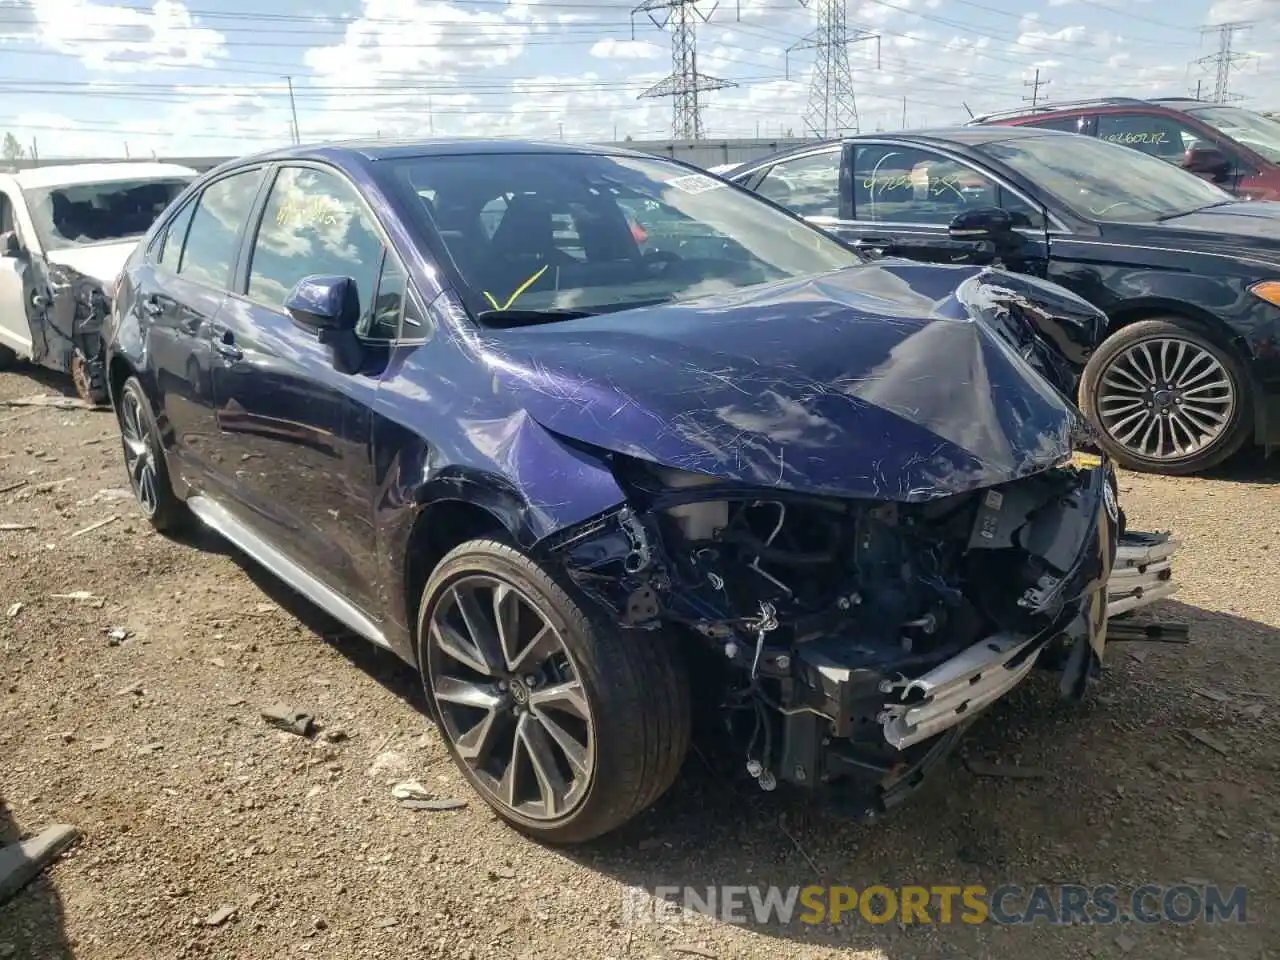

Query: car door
left=841, top=141, right=1052, bottom=275
left=0, top=182, right=37, bottom=357
left=131, top=166, right=268, bottom=480
left=209, top=162, right=405, bottom=613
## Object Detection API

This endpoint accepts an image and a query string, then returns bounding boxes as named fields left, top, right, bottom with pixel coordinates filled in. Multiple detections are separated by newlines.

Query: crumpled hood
left=475, top=264, right=1086, bottom=503
left=44, top=241, right=137, bottom=286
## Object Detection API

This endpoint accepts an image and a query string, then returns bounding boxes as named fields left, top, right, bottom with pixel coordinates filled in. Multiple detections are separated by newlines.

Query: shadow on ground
left=0, top=803, right=74, bottom=960
left=182, top=532, right=1277, bottom=957
left=1208, top=445, right=1280, bottom=486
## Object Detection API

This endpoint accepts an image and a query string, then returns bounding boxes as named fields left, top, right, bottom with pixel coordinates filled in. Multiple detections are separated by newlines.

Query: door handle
left=140, top=296, right=163, bottom=317
left=853, top=237, right=892, bottom=252
left=214, top=329, right=243, bottom=362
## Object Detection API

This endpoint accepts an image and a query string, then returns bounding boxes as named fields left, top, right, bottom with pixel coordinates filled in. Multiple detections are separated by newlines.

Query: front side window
left=851, top=144, right=1043, bottom=228
left=22, top=177, right=192, bottom=253
left=378, top=152, right=860, bottom=322
left=246, top=166, right=386, bottom=332
left=978, top=134, right=1231, bottom=222
left=1186, top=105, right=1280, bottom=164
left=179, top=168, right=266, bottom=290
left=754, top=150, right=842, bottom=218
left=1095, top=112, right=1208, bottom=163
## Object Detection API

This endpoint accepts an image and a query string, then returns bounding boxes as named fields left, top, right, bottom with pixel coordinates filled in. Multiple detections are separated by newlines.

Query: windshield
left=978, top=134, right=1232, bottom=222
left=1186, top=105, right=1280, bottom=164
left=379, top=152, right=860, bottom=321
left=23, top=177, right=192, bottom=252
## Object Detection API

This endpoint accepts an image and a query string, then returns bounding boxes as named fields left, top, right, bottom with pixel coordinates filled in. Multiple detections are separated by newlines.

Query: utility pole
left=901, top=95, right=907, bottom=128
left=123, top=141, right=130, bottom=159
left=786, top=0, right=879, bottom=138
left=1022, top=68, right=1049, bottom=107
left=633, top=0, right=736, bottom=140
left=428, top=95, right=435, bottom=135
left=283, top=76, right=300, bottom=145
left=1196, top=21, right=1254, bottom=104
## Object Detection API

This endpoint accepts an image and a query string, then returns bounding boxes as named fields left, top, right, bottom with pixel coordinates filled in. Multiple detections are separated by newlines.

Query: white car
left=0, top=162, right=197, bottom=401
left=707, top=162, right=740, bottom=176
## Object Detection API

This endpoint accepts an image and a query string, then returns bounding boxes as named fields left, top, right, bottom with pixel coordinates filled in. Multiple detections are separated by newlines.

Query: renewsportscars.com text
left=621, top=884, right=1248, bottom=927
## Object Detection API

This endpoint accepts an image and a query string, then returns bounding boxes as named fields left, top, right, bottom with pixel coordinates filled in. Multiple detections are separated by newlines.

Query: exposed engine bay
left=549, top=453, right=1116, bottom=813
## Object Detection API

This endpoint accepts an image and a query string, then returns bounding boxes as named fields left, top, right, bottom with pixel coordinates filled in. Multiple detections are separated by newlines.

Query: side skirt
left=186, top=494, right=392, bottom=651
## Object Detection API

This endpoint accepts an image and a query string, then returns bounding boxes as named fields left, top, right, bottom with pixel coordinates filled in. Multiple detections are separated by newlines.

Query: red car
left=970, top=97, right=1280, bottom=201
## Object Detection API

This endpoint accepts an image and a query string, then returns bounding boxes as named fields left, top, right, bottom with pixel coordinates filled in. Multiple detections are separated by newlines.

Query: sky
left=0, top=0, right=1276, bottom=159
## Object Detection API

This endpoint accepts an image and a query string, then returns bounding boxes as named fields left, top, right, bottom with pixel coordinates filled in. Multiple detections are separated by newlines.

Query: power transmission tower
left=787, top=0, right=879, bottom=138
left=633, top=0, right=736, bottom=140
left=1196, top=21, right=1254, bottom=103
left=1022, top=68, right=1050, bottom=107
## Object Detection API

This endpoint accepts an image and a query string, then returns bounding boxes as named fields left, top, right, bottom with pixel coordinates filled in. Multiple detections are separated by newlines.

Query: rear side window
left=157, top=198, right=196, bottom=272
left=179, top=168, right=266, bottom=290
left=1026, top=115, right=1090, bottom=135
left=754, top=150, right=842, bottom=218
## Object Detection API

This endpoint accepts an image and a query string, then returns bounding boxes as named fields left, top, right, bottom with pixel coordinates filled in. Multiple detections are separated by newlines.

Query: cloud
left=8, top=0, right=226, bottom=72
left=590, top=38, right=663, bottom=60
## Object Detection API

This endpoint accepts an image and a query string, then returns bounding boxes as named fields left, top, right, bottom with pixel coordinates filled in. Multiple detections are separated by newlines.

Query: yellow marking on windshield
left=482, top=264, right=550, bottom=312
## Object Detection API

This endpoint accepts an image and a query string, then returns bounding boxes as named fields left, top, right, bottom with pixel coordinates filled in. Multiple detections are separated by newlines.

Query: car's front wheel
left=418, top=539, right=690, bottom=844
left=1080, top=318, right=1251, bottom=475
left=115, top=376, right=188, bottom=532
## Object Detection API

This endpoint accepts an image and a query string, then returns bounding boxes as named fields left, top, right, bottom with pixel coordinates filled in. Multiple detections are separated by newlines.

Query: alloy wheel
left=119, top=390, right=160, bottom=517
left=1094, top=336, right=1235, bottom=462
left=427, top=574, right=595, bottom=821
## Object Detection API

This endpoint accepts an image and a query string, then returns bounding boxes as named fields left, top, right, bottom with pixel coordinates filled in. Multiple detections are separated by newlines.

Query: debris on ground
left=0, top=522, right=37, bottom=532
left=1183, top=728, right=1230, bottom=756
left=400, top=798, right=468, bottom=812
left=964, top=759, right=1049, bottom=779
left=69, top=516, right=118, bottom=539
left=104, top=626, right=132, bottom=646
left=203, top=905, right=236, bottom=927
left=0, top=824, right=81, bottom=905
left=260, top=703, right=316, bottom=738
left=0, top=395, right=95, bottom=410
left=4, top=603, right=21, bottom=618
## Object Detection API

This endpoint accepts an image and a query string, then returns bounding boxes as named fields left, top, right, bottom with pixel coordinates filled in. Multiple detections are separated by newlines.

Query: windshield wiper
left=1156, top=199, right=1237, bottom=222
left=474, top=307, right=598, bottom=327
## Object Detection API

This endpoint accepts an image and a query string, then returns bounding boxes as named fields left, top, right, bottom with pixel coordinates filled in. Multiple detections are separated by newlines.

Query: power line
left=786, top=0, right=879, bottom=137
left=632, top=0, right=735, bottom=140
left=1195, top=21, right=1255, bottom=104
left=1022, top=68, right=1050, bottom=107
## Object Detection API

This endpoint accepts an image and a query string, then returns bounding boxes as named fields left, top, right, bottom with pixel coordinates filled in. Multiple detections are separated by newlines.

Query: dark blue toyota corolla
left=106, top=138, right=1137, bottom=843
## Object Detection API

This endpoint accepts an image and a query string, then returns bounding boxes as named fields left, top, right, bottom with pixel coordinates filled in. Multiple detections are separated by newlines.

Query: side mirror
left=0, top=230, right=23, bottom=258
left=1183, top=144, right=1231, bottom=180
left=948, top=207, right=1014, bottom=242
left=284, top=275, right=358, bottom=337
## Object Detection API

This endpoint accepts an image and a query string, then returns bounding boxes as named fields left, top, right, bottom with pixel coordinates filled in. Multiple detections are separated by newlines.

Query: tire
left=417, top=539, right=691, bottom=844
left=1079, top=318, right=1252, bottom=475
left=114, top=376, right=189, bottom=533
left=0, top=343, right=15, bottom=370
left=71, top=350, right=109, bottom=405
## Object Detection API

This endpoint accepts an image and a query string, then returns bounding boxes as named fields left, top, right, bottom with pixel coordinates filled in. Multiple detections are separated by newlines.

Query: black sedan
left=729, top=127, right=1280, bottom=475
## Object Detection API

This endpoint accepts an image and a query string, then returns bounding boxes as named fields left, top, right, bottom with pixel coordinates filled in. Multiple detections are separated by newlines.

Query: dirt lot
left=0, top=364, right=1276, bottom=960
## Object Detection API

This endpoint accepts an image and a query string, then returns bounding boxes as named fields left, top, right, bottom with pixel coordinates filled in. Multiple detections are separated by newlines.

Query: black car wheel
left=1080, top=318, right=1251, bottom=475
left=417, top=539, right=690, bottom=844
left=115, top=376, right=188, bottom=532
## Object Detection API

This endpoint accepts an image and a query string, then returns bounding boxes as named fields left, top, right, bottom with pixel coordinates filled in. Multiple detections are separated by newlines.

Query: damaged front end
left=25, top=257, right=111, bottom=404
left=544, top=453, right=1116, bottom=814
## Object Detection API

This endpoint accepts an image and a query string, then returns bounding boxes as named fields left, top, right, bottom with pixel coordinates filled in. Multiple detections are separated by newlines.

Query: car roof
left=228, top=137, right=661, bottom=167
left=973, top=96, right=1224, bottom=124
left=9, top=162, right=199, bottom=190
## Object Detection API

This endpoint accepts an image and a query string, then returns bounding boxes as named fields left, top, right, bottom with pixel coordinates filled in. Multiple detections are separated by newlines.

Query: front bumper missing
left=1107, top=530, right=1179, bottom=618
left=878, top=529, right=1180, bottom=751
left=879, top=633, right=1042, bottom=750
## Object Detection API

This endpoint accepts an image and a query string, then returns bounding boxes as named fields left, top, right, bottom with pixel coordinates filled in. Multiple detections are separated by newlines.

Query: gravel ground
left=1, top=364, right=1277, bottom=960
